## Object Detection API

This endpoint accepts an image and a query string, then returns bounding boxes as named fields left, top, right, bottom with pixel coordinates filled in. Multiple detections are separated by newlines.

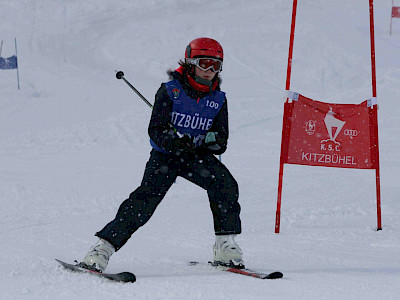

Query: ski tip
left=120, top=272, right=137, bottom=283
left=266, top=271, right=283, bottom=279
left=55, top=258, right=67, bottom=265
left=55, top=258, right=78, bottom=267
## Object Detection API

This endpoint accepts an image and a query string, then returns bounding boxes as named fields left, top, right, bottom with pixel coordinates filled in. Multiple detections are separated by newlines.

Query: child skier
left=80, top=37, right=244, bottom=272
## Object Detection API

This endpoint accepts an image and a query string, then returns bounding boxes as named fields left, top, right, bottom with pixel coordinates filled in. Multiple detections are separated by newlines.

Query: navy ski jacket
left=148, top=68, right=229, bottom=155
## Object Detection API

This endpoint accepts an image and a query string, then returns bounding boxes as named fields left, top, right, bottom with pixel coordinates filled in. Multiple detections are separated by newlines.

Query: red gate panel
left=392, top=6, right=400, bottom=18
left=281, top=94, right=378, bottom=170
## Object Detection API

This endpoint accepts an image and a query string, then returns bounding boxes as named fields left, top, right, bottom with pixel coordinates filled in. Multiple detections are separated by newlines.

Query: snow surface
left=1, top=0, right=400, bottom=299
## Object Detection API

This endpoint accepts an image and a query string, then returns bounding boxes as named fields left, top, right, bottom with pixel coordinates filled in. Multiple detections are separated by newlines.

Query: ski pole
left=115, top=70, right=182, bottom=137
left=115, top=71, right=153, bottom=109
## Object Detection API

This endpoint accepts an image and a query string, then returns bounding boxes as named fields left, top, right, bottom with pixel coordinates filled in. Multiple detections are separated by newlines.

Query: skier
left=80, top=37, right=243, bottom=272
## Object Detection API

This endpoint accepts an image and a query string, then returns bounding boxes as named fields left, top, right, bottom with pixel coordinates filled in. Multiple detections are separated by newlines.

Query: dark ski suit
left=96, top=67, right=241, bottom=251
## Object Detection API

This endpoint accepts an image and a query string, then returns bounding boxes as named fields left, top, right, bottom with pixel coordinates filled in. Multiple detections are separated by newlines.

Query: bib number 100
left=206, top=100, right=219, bottom=109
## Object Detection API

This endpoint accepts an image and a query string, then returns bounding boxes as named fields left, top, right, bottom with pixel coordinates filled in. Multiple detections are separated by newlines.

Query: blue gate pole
left=15, top=38, right=20, bottom=90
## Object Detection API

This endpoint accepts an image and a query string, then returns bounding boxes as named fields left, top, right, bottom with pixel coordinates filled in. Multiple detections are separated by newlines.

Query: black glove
left=171, top=133, right=194, bottom=155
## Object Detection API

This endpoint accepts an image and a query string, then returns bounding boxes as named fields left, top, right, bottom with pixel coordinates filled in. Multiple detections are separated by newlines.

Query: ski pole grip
left=116, top=71, right=124, bottom=79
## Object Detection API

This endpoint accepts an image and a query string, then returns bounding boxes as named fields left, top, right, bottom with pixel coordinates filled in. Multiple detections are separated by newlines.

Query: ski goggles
left=187, top=57, right=223, bottom=72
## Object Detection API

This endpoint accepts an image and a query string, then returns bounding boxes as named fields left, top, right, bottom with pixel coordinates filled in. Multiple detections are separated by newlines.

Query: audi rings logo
left=344, top=129, right=358, bottom=138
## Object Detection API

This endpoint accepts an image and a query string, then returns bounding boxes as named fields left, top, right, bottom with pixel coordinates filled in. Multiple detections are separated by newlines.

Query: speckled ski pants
left=96, top=149, right=241, bottom=251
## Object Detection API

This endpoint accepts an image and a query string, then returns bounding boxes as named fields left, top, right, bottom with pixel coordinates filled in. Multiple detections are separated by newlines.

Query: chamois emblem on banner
left=305, top=120, right=316, bottom=135
left=320, top=108, right=346, bottom=152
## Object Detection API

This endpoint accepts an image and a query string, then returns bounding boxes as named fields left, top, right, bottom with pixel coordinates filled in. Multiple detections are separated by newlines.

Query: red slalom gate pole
left=275, top=0, right=298, bottom=233
left=369, top=0, right=377, bottom=98
left=369, top=0, right=382, bottom=231
left=285, top=0, right=298, bottom=95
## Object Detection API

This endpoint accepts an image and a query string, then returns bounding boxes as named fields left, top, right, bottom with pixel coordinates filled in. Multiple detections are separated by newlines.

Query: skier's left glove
left=203, top=132, right=223, bottom=151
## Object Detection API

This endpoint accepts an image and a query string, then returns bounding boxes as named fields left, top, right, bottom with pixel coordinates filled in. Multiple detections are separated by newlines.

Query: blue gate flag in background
left=0, top=38, right=20, bottom=89
left=0, top=55, right=18, bottom=69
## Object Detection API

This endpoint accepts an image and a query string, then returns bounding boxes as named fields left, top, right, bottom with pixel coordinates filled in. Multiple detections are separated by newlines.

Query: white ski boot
left=213, top=235, right=244, bottom=268
left=81, top=238, right=115, bottom=272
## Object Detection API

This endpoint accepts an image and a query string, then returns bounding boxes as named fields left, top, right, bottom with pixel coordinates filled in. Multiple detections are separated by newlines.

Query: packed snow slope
left=1, top=0, right=400, bottom=299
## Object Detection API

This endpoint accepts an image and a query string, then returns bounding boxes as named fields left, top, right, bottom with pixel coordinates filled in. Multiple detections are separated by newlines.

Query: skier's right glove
left=171, top=133, right=194, bottom=155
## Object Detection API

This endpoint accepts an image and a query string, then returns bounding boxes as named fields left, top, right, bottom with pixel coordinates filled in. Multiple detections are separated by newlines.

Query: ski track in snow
left=1, top=0, right=400, bottom=299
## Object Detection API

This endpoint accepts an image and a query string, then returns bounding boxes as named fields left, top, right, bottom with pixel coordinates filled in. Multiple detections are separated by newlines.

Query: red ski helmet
left=185, top=37, right=223, bottom=61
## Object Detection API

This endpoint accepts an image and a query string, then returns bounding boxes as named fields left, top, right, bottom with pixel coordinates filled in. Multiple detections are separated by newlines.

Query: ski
left=55, top=259, right=136, bottom=283
left=188, top=261, right=283, bottom=280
